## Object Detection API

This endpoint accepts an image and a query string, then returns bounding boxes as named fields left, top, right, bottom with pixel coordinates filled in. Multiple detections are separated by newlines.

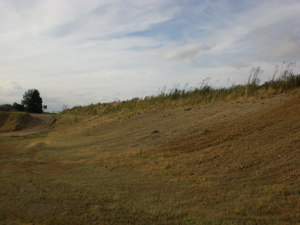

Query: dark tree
left=12, top=102, right=25, bottom=112
left=21, top=89, right=43, bottom=113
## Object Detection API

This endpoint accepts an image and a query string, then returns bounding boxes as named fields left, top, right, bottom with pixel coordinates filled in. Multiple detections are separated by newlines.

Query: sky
left=1, top=0, right=300, bottom=112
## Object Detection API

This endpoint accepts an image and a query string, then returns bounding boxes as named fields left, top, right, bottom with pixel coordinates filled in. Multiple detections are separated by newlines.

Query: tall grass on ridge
left=62, top=64, right=300, bottom=117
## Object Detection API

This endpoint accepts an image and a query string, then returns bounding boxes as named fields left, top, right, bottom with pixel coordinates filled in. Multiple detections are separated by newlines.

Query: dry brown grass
left=0, top=89, right=300, bottom=225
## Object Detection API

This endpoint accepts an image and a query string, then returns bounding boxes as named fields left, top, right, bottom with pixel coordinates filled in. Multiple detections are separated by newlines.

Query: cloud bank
left=0, top=0, right=299, bottom=111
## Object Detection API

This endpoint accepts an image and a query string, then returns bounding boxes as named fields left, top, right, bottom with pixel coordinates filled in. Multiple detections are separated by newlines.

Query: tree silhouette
left=21, top=89, right=43, bottom=113
left=12, top=102, right=25, bottom=112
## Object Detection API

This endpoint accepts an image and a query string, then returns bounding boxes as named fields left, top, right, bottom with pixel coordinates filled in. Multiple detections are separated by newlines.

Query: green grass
left=151, top=129, right=159, bottom=134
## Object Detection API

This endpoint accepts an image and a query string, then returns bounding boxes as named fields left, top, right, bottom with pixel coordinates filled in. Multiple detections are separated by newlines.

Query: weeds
left=162, top=162, right=171, bottom=169
left=263, top=64, right=300, bottom=91
left=151, top=130, right=159, bottom=134
left=61, top=63, right=299, bottom=119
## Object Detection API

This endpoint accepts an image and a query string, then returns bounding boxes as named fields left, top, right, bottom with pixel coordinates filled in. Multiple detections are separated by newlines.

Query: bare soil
left=0, top=89, right=299, bottom=225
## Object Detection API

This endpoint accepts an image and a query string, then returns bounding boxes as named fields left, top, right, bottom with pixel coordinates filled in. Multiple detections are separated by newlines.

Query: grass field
left=1, top=75, right=300, bottom=224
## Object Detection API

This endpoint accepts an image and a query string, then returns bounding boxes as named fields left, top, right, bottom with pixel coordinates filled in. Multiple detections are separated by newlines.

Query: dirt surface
left=50, top=89, right=300, bottom=154
left=0, top=89, right=299, bottom=225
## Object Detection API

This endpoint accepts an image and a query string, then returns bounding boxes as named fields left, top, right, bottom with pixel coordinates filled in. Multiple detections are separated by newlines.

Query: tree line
left=12, top=89, right=43, bottom=113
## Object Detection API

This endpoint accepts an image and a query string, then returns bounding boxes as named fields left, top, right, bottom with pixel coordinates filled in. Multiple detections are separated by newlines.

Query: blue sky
left=1, top=0, right=300, bottom=112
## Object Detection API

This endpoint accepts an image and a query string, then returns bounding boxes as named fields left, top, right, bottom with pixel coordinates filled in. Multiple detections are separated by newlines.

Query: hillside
left=0, top=112, right=56, bottom=136
left=0, top=88, right=299, bottom=225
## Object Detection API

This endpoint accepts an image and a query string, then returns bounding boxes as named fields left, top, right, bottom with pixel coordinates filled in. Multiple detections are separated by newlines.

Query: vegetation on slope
left=0, top=64, right=299, bottom=225
left=0, top=112, right=32, bottom=132
left=62, top=65, right=300, bottom=118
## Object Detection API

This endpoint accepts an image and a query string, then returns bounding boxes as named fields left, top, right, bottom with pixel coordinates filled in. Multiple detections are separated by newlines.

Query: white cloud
left=250, top=40, right=300, bottom=62
left=0, top=81, right=25, bottom=104
left=163, top=39, right=217, bottom=64
left=0, top=0, right=300, bottom=112
left=164, top=44, right=201, bottom=64
left=230, top=61, right=251, bottom=70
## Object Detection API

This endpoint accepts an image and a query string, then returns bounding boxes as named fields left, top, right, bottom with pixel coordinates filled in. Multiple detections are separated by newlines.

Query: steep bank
left=0, top=89, right=299, bottom=225
left=0, top=112, right=56, bottom=136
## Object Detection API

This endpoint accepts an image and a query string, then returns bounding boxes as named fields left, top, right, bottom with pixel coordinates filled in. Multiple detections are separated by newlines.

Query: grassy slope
left=0, top=89, right=299, bottom=225
left=0, top=112, right=32, bottom=132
